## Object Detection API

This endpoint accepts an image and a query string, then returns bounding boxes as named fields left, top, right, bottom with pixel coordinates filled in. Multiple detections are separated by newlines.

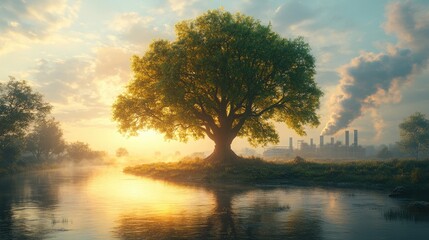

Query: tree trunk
left=205, top=135, right=238, bottom=164
left=416, top=144, right=420, bottom=160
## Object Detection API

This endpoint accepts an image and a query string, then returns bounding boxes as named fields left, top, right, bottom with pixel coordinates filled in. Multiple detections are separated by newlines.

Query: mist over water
left=1, top=166, right=428, bottom=239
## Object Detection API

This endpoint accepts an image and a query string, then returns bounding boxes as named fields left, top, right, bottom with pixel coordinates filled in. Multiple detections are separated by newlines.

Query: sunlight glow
left=85, top=168, right=214, bottom=215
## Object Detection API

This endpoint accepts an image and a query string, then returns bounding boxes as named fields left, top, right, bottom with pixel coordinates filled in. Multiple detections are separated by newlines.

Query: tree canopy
left=26, top=118, right=66, bottom=161
left=398, top=112, right=429, bottom=160
left=0, top=77, right=51, bottom=163
left=113, top=10, right=322, bottom=162
left=0, top=77, right=51, bottom=137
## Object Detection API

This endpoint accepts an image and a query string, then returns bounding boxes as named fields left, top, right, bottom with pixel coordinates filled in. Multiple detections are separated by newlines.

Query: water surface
left=1, top=166, right=428, bottom=239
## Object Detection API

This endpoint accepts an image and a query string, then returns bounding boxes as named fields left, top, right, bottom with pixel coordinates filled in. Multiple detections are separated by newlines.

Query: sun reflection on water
left=2, top=167, right=429, bottom=239
left=84, top=167, right=215, bottom=215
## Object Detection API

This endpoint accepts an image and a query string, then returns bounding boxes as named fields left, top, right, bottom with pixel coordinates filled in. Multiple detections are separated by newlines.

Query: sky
left=1, top=0, right=429, bottom=159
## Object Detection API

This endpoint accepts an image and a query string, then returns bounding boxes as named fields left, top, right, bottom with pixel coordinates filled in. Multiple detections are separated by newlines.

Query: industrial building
left=263, top=129, right=365, bottom=160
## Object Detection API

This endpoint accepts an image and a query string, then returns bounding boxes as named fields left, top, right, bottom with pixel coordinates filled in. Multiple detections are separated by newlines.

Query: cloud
left=322, top=1, right=429, bottom=136
left=384, top=0, right=429, bottom=62
left=31, top=47, right=132, bottom=124
left=109, top=12, right=172, bottom=49
left=94, top=47, right=132, bottom=80
left=34, top=57, right=94, bottom=104
left=269, top=1, right=356, bottom=72
left=109, top=12, right=153, bottom=32
left=168, top=0, right=199, bottom=16
left=158, top=0, right=217, bottom=24
left=0, top=0, right=79, bottom=54
left=238, top=0, right=278, bottom=22
left=273, top=0, right=316, bottom=27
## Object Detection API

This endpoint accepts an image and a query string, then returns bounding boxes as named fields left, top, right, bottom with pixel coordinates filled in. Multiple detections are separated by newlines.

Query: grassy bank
left=124, top=157, right=429, bottom=192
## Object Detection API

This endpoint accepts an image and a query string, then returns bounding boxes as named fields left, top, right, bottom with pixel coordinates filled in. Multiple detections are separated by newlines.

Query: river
left=0, top=166, right=428, bottom=239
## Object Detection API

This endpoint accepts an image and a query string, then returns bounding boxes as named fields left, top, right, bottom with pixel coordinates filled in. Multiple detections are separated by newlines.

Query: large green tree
left=113, top=10, right=322, bottom=163
left=398, top=112, right=429, bottom=160
left=0, top=77, right=51, bottom=163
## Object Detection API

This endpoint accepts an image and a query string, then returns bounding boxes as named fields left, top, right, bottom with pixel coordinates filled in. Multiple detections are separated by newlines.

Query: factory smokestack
left=331, top=137, right=334, bottom=145
left=320, top=135, right=324, bottom=147
left=345, top=130, right=350, bottom=147
left=310, top=138, right=314, bottom=147
left=321, top=1, right=429, bottom=136
left=289, top=137, right=293, bottom=150
left=354, top=129, right=358, bottom=146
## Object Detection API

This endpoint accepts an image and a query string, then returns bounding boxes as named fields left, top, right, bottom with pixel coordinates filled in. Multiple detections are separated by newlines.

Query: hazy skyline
left=1, top=0, right=428, bottom=158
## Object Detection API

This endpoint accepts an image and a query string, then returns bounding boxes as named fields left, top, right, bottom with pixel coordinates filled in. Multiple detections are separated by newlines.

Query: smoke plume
left=322, top=1, right=429, bottom=136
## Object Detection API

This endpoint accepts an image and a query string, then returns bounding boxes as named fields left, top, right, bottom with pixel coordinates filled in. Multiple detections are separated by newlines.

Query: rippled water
left=1, top=166, right=428, bottom=239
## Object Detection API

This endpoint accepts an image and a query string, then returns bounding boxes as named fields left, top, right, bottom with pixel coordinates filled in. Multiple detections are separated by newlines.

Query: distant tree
left=113, top=10, right=322, bottom=164
left=26, top=118, right=66, bottom=161
left=66, top=141, right=106, bottom=162
left=0, top=77, right=51, bottom=164
left=66, top=141, right=93, bottom=161
left=116, top=147, right=129, bottom=157
left=397, top=112, right=429, bottom=160
left=376, top=145, right=391, bottom=159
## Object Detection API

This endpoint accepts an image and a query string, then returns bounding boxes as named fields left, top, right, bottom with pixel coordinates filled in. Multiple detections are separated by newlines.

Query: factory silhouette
left=263, top=130, right=365, bottom=159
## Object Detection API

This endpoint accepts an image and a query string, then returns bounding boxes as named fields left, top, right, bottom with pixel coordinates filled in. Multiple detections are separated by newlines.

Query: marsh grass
left=124, top=157, right=429, bottom=191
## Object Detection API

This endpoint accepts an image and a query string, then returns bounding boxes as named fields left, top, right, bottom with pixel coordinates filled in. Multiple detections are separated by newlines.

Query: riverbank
left=0, top=159, right=114, bottom=176
left=124, top=157, right=429, bottom=193
left=0, top=162, right=61, bottom=175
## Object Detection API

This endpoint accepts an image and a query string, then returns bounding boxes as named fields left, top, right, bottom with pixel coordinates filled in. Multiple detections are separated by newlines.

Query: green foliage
left=26, top=118, right=66, bottom=161
left=397, top=112, right=429, bottom=160
left=0, top=77, right=51, bottom=163
left=0, top=135, right=23, bottom=166
left=113, top=10, right=322, bottom=157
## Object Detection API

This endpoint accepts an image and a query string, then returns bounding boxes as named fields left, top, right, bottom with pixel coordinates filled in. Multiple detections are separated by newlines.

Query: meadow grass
left=124, top=157, right=429, bottom=191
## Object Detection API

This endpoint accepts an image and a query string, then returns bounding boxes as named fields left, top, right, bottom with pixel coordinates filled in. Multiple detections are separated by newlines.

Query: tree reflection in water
left=285, top=209, right=322, bottom=240
left=2, top=167, right=429, bottom=239
left=0, top=172, right=58, bottom=239
left=114, top=185, right=323, bottom=240
left=0, top=169, right=94, bottom=239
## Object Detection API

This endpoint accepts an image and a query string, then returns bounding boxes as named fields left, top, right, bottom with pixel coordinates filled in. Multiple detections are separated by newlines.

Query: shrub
left=293, top=156, right=306, bottom=164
